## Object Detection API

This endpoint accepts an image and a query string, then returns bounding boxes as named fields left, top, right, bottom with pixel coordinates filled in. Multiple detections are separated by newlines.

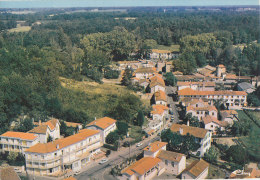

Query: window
left=212, top=112, right=214, bottom=116
left=171, top=162, right=175, bottom=167
left=165, top=160, right=168, bottom=165
left=197, top=112, right=199, bottom=115
left=211, top=125, right=213, bottom=128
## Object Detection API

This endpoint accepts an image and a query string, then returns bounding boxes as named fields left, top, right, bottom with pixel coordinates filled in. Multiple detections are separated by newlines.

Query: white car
left=99, top=158, right=108, bottom=164
left=136, top=142, right=143, bottom=147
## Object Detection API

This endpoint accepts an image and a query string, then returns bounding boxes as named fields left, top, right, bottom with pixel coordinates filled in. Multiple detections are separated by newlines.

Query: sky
left=0, top=0, right=259, bottom=8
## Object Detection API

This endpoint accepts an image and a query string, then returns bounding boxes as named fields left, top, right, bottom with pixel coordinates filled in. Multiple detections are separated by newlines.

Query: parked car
left=74, top=170, right=80, bottom=176
left=136, top=142, right=143, bottom=147
left=99, top=159, right=108, bottom=164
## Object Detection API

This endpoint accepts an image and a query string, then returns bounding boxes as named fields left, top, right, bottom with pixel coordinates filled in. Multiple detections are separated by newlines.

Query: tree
left=7, top=152, right=18, bottom=163
left=183, top=113, right=201, bottom=128
left=137, top=110, right=145, bottom=127
left=121, top=67, right=133, bottom=87
left=106, top=131, right=119, bottom=144
left=116, top=121, right=129, bottom=136
left=164, top=72, right=177, bottom=86
left=107, top=94, right=142, bottom=124
left=60, top=121, right=68, bottom=136
left=226, top=145, right=248, bottom=166
left=16, top=118, right=34, bottom=132
left=204, top=146, right=220, bottom=163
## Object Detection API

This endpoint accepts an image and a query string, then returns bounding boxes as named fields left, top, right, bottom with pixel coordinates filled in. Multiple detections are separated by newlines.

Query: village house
left=149, top=76, right=166, bottom=93
left=176, top=75, right=205, bottom=82
left=0, top=131, right=39, bottom=154
left=220, top=110, right=239, bottom=125
left=24, top=129, right=102, bottom=176
left=186, top=105, right=218, bottom=121
left=85, top=117, right=117, bottom=143
left=157, top=150, right=186, bottom=175
left=117, top=61, right=141, bottom=70
left=156, top=61, right=172, bottom=72
left=230, top=168, right=260, bottom=179
left=143, top=141, right=186, bottom=175
left=121, top=157, right=163, bottom=180
left=202, top=115, right=228, bottom=133
left=135, top=67, right=157, bottom=79
left=181, top=159, right=209, bottom=179
left=178, top=88, right=247, bottom=109
left=197, top=65, right=216, bottom=77
left=177, top=81, right=215, bottom=91
left=170, top=124, right=212, bottom=157
left=143, top=141, right=167, bottom=158
left=150, top=49, right=174, bottom=60
left=28, top=119, right=60, bottom=143
left=153, top=90, right=167, bottom=106
left=150, top=104, right=169, bottom=121
left=216, top=64, right=226, bottom=78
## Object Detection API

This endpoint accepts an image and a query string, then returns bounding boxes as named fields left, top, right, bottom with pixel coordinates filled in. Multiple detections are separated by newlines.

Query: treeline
left=174, top=32, right=260, bottom=75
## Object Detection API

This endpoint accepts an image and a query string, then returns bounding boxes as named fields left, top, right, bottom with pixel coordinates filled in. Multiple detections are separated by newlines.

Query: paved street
left=76, top=136, right=160, bottom=180
left=166, top=85, right=180, bottom=123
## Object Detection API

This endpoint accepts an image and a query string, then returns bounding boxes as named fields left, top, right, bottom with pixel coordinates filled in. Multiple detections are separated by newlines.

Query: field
left=8, top=26, right=31, bottom=32
left=237, top=110, right=260, bottom=162
left=59, top=77, right=149, bottom=121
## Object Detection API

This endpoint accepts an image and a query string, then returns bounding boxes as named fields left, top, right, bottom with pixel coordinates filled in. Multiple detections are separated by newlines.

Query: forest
left=0, top=9, right=259, bottom=132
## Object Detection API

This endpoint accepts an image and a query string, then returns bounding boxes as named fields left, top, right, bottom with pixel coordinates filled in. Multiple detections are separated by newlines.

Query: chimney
left=187, top=120, right=190, bottom=126
left=56, top=144, right=59, bottom=149
left=179, top=128, right=183, bottom=135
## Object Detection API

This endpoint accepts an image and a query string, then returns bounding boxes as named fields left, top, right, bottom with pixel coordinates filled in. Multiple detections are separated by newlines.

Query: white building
left=153, top=90, right=167, bottom=106
left=149, top=76, right=166, bottom=94
left=178, top=88, right=247, bottom=109
left=0, top=131, right=39, bottom=154
left=181, top=159, right=209, bottom=179
left=150, top=49, right=174, bottom=60
left=177, top=82, right=215, bottom=91
left=29, top=119, right=60, bottom=143
left=170, top=124, right=212, bottom=157
left=135, top=67, right=157, bottom=79
left=150, top=105, right=169, bottom=121
left=202, top=115, right=228, bottom=133
left=85, top=117, right=117, bottom=143
left=24, top=129, right=102, bottom=176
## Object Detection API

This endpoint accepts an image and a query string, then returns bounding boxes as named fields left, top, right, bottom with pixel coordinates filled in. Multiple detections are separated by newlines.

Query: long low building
left=24, top=129, right=102, bottom=176
left=178, top=88, right=247, bottom=109
left=177, top=81, right=215, bottom=91
left=0, top=131, right=39, bottom=154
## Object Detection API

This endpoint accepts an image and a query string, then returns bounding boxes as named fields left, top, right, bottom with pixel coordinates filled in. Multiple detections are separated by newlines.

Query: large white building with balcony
left=24, top=129, right=102, bottom=176
left=178, top=88, right=247, bottom=109
left=0, top=131, right=39, bottom=154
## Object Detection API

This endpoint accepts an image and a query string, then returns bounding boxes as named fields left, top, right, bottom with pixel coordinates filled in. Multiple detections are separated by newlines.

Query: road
left=165, top=85, right=180, bottom=123
left=76, top=136, right=160, bottom=180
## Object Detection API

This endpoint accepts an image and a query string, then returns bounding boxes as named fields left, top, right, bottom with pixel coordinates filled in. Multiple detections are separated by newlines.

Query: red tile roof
left=122, top=157, right=162, bottom=176
left=178, top=88, right=247, bottom=96
left=186, top=105, right=217, bottom=112
left=86, top=117, right=116, bottom=130
left=143, top=141, right=167, bottom=153
left=183, top=159, right=209, bottom=178
left=157, top=150, right=184, bottom=162
left=154, top=90, right=167, bottom=102
left=150, top=76, right=165, bottom=88
left=202, top=115, right=228, bottom=127
left=25, top=129, right=100, bottom=153
left=170, top=124, right=209, bottom=139
left=1, top=131, right=38, bottom=141
left=151, top=105, right=169, bottom=115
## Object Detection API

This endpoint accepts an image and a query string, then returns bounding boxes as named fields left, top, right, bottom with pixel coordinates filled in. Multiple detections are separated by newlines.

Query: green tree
left=204, top=146, right=220, bottom=163
left=16, top=118, right=34, bottom=132
left=121, top=67, right=133, bottom=87
left=184, top=113, right=201, bottom=128
left=226, top=145, right=248, bottom=166
left=116, top=121, right=129, bottom=135
left=106, top=131, right=119, bottom=144
left=60, top=121, right=68, bottom=136
left=7, top=152, right=18, bottom=163
left=47, top=135, right=53, bottom=142
left=137, top=110, right=145, bottom=127
left=164, top=72, right=177, bottom=86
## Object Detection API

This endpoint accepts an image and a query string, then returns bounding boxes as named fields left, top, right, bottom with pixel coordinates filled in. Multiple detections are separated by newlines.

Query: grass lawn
left=236, top=110, right=251, bottom=122
left=207, top=164, right=227, bottom=179
left=8, top=26, right=31, bottom=32
left=59, top=77, right=140, bottom=120
left=154, top=44, right=180, bottom=52
left=250, top=111, right=260, bottom=124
